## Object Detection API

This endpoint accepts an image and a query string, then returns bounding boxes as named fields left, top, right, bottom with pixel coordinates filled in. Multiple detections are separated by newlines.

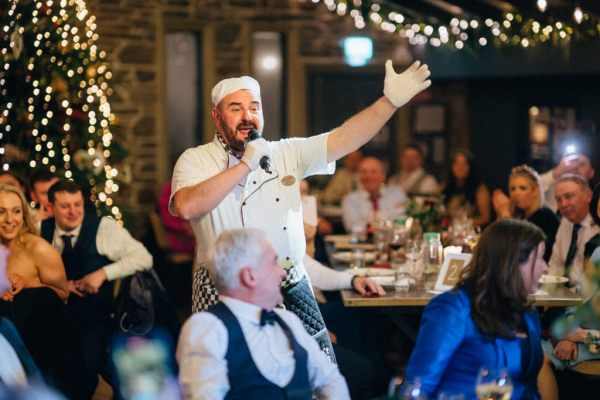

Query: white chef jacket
left=170, top=134, right=335, bottom=278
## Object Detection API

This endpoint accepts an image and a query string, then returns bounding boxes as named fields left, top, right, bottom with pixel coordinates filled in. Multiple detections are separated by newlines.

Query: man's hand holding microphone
left=241, top=130, right=272, bottom=173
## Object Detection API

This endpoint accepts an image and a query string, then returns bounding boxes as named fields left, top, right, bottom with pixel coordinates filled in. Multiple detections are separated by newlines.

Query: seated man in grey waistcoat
left=176, top=228, right=350, bottom=400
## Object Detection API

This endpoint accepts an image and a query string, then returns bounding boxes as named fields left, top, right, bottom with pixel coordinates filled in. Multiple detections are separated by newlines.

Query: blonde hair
left=509, top=165, right=544, bottom=213
left=0, top=184, right=39, bottom=241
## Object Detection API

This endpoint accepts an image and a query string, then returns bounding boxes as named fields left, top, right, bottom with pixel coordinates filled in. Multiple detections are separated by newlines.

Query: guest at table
left=28, top=168, right=58, bottom=223
left=548, top=174, right=600, bottom=288
left=319, top=150, right=362, bottom=205
left=177, top=228, right=350, bottom=399
left=404, top=219, right=548, bottom=399
left=441, top=149, right=491, bottom=228
left=341, top=157, right=407, bottom=232
left=493, top=164, right=559, bottom=261
left=540, top=184, right=600, bottom=395
left=540, top=151, right=596, bottom=213
left=0, top=184, right=69, bottom=389
left=388, top=144, right=438, bottom=197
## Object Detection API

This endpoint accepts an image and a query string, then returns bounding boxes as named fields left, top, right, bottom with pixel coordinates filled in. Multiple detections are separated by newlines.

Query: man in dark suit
left=41, top=180, right=152, bottom=398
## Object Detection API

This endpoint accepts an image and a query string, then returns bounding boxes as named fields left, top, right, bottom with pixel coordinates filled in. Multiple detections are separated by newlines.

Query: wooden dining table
left=340, top=283, right=582, bottom=341
left=340, top=284, right=583, bottom=308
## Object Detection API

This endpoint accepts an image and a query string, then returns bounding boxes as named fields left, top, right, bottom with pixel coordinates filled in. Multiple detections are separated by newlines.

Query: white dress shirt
left=388, top=167, right=438, bottom=196
left=548, top=213, right=600, bottom=286
left=170, top=134, right=334, bottom=277
left=51, top=217, right=152, bottom=281
left=341, top=185, right=407, bottom=232
left=176, top=296, right=350, bottom=400
left=303, top=254, right=353, bottom=291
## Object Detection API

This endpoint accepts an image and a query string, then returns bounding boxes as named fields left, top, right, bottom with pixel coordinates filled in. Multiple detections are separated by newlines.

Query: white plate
left=539, top=275, right=569, bottom=284
left=332, top=251, right=377, bottom=263
left=344, top=267, right=394, bottom=277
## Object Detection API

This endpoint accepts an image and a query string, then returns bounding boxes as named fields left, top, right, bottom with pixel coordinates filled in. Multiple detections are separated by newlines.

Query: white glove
left=241, top=138, right=272, bottom=171
left=383, top=59, right=431, bottom=108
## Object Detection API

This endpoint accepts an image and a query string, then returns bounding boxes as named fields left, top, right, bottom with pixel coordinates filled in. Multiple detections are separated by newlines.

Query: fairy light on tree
left=0, top=0, right=128, bottom=222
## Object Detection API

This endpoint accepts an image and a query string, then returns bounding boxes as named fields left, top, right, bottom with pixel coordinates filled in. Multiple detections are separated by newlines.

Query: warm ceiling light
left=573, top=6, right=583, bottom=24
left=537, top=0, right=547, bottom=13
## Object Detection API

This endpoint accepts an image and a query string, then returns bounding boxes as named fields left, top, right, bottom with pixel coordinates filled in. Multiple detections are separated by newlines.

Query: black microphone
left=245, top=129, right=271, bottom=173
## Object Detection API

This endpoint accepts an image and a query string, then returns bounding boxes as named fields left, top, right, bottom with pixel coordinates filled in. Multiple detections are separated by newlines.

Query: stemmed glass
left=389, top=225, right=408, bottom=264
left=475, top=367, right=513, bottom=400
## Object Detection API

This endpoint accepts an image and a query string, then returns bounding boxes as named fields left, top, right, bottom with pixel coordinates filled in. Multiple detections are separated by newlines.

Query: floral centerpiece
left=405, top=195, right=448, bottom=232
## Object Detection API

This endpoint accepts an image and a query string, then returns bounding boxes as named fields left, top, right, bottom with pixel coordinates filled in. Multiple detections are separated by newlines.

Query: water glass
left=405, top=238, right=423, bottom=282
left=349, top=248, right=366, bottom=271
left=475, top=367, right=513, bottom=400
left=394, top=265, right=410, bottom=292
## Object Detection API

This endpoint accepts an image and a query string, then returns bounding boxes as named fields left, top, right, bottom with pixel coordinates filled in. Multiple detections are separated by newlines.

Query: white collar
left=220, top=295, right=263, bottom=326
left=55, top=223, right=82, bottom=238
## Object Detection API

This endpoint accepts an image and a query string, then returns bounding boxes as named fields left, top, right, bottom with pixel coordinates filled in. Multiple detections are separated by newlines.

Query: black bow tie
left=260, top=309, right=277, bottom=326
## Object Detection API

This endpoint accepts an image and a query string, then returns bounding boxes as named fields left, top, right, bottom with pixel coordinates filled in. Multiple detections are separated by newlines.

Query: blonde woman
left=0, top=184, right=68, bottom=301
left=0, top=183, right=68, bottom=386
left=493, top=165, right=559, bottom=261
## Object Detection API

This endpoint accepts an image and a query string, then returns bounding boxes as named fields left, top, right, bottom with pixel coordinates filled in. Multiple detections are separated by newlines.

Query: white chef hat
left=211, top=76, right=261, bottom=106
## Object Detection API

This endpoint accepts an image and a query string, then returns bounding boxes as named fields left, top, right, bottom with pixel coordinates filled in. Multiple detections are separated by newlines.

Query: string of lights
left=310, top=0, right=600, bottom=50
left=0, top=0, right=127, bottom=222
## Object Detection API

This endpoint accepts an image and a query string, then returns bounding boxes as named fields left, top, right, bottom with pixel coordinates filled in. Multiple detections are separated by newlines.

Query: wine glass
left=475, top=367, right=513, bottom=400
left=389, top=225, right=408, bottom=264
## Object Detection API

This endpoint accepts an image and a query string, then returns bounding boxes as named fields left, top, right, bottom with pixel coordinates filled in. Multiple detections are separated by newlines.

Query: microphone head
left=247, top=129, right=261, bottom=141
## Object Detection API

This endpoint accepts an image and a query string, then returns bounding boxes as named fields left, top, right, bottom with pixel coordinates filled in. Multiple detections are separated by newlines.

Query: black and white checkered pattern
left=192, top=268, right=219, bottom=313
left=280, top=262, right=304, bottom=288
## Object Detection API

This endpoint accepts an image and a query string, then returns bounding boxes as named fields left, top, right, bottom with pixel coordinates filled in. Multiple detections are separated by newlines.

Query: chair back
left=149, top=211, right=169, bottom=251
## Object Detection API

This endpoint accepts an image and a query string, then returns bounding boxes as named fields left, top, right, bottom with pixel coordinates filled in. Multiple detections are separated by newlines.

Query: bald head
left=358, top=157, right=386, bottom=195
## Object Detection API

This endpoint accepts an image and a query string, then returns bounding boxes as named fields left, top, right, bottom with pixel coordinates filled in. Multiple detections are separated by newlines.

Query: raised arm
left=327, top=60, right=431, bottom=162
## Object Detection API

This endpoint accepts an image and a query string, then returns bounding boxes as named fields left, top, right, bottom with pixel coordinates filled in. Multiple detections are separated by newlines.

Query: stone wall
left=88, top=0, right=468, bottom=233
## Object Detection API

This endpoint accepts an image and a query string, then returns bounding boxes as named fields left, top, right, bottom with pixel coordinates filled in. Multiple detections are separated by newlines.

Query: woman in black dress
left=493, top=165, right=559, bottom=261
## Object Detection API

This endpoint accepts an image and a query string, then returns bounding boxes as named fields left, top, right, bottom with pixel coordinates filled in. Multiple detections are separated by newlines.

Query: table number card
left=301, top=195, right=318, bottom=226
left=434, top=253, right=472, bottom=292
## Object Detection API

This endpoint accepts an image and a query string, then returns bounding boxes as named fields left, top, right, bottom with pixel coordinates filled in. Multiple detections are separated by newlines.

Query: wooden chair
left=148, top=211, right=194, bottom=265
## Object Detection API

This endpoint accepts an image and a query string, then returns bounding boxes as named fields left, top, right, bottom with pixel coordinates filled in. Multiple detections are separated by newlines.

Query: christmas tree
left=0, top=0, right=128, bottom=221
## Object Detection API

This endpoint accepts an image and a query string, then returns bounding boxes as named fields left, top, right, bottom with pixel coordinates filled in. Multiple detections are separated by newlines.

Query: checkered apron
left=192, top=265, right=336, bottom=363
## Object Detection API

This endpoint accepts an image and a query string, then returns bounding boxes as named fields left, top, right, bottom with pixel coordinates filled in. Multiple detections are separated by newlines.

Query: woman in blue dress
left=404, top=219, right=549, bottom=399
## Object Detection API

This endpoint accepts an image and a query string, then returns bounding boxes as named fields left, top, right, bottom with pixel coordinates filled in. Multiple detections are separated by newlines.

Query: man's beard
left=218, top=117, right=255, bottom=153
